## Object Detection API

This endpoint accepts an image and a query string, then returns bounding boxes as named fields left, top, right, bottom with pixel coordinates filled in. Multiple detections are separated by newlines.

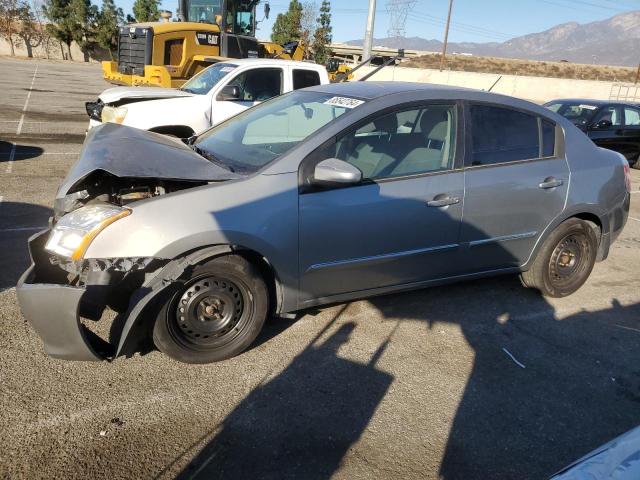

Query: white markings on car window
left=324, top=97, right=365, bottom=109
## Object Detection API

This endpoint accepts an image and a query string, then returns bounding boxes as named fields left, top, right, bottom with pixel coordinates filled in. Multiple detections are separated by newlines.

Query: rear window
left=541, top=119, right=556, bottom=157
left=471, top=105, right=539, bottom=165
left=293, top=69, right=321, bottom=90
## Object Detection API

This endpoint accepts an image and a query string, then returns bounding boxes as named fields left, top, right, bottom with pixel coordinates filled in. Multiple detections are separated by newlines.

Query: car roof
left=221, top=58, right=326, bottom=70
left=305, top=81, right=476, bottom=100
left=548, top=98, right=640, bottom=107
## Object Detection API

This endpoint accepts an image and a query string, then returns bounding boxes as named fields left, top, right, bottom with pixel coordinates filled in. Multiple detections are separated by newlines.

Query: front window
left=225, top=0, right=256, bottom=36
left=180, top=63, right=237, bottom=94
left=194, top=91, right=363, bottom=173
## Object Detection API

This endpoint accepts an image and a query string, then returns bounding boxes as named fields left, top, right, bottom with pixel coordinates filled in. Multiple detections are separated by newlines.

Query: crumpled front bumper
left=16, top=265, right=106, bottom=361
left=16, top=230, right=111, bottom=361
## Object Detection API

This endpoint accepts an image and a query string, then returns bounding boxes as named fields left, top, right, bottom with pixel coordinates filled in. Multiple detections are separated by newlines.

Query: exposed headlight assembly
left=45, top=205, right=130, bottom=260
left=101, top=105, right=128, bottom=124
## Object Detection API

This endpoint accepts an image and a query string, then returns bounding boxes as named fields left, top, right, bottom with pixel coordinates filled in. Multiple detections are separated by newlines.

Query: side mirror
left=218, top=85, right=241, bottom=101
left=592, top=119, right=613, bottom=130
left=313, top=158, right=362, bottom=186
left=264, top=2, right=270, bottom=19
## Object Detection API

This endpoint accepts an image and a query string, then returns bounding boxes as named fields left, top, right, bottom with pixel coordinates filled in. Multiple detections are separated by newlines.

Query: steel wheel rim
left=548, top=232, right=590, bottom=289
left=172, top=276, right=246, bottom=347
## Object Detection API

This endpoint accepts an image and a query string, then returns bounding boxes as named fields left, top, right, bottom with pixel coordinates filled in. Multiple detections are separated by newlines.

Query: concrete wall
left=0, top=37, right=107, bottom=63
left=354, top=65, right=618, bottom=103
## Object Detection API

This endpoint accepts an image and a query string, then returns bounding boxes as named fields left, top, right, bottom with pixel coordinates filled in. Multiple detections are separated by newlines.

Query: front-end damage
left=16, top=122, right=242, bottom=360
left=17, top=227, right=235, bottom=361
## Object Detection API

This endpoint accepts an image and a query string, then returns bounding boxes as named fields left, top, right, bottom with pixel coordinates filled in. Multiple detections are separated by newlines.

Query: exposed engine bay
left=54, top=170, right=207, bottom=218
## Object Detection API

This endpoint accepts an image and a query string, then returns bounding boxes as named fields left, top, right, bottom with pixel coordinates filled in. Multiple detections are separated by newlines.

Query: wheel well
left=235, top=249, right=281, bottom=316
left=572, top=213, right=602, bottom=240
left=148, top=125, right=195, bottom=139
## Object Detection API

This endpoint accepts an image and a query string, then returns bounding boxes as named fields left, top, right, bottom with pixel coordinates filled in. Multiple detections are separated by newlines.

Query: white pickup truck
left=86, top=58, right=330, bottom=137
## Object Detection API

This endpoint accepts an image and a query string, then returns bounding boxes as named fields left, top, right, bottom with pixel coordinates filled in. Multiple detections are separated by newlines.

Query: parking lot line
left=5, top=66, right=38, bottom=174
left=629, top=216, right=640, bottom=223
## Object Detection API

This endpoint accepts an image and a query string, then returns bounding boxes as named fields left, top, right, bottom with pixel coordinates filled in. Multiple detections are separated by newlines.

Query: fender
left=521, top=203, right=607, bottom=271
left=115, top=245, right=232, bottom=357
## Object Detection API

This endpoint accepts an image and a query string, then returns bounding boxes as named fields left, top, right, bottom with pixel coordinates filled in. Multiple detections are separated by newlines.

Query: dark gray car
left=17, top=82, right=631, bottom=364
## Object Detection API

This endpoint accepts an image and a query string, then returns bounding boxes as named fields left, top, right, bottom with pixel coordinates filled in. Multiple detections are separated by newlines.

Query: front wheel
left=520, top=218, right=598, bottom=298
left=153, top=255, right=268, bottom=364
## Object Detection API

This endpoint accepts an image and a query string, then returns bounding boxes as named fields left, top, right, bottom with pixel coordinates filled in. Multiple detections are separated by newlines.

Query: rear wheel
left=153, top=255, right=268, bottom=364
left=520, top=218, right=598, bottom=298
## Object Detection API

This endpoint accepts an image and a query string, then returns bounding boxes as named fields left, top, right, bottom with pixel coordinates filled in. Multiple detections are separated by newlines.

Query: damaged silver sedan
left=17, top=82, right=630, bottom=364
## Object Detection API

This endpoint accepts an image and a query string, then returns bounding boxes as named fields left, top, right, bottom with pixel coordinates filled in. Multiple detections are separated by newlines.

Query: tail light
left=623, top=163, right=631, bottom=193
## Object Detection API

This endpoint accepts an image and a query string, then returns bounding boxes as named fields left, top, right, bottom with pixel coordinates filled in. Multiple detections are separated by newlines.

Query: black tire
left=153, top=255, right=268, bottom=364
left=520, top=218, right=598, bottom=298
left=632, top=154, right=640, bottom=170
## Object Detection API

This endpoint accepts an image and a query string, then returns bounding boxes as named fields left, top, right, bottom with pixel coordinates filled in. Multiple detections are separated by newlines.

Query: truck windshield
left=180, top=63, right=237, bottom=94
left=194, top=90, right=365, bottom=173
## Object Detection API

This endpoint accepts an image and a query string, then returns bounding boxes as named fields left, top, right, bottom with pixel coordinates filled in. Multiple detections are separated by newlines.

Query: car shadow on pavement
left=174, top=305, right=394, bottom=480
left=0, top=201, right=51, bottom=291
left=0, top=141, right=44, bottom=163
left=167, top=278, right=640, bottom=480
left=369, top=281, right=640, bottom=479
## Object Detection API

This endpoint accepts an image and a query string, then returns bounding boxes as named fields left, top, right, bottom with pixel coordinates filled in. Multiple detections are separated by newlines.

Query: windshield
left=180, top=63, right=237, bottom=94
left=545, top=102, right=599, bottom=125
left=188, top=0, right=222, bottom=24
left=194, top=90, right=365, bottom=173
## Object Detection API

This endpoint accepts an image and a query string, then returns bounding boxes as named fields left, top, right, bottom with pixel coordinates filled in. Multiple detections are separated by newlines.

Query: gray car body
left=17, top=82, right=630, bottom=361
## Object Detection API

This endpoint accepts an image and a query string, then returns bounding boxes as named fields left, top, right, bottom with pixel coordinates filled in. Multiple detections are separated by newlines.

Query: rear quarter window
left=293, top=69, right=321, bottom=90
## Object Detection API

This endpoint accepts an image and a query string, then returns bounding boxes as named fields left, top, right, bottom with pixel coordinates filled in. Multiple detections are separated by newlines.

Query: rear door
left=298, top=102, right=465, bottom=304
left=461, top=103, right=569, bottom=271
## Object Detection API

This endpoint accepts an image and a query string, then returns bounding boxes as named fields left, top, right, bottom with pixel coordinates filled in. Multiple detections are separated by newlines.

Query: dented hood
left=99, top=86, right=193, bottom=104
left=56, top=123, right=239, bottom=198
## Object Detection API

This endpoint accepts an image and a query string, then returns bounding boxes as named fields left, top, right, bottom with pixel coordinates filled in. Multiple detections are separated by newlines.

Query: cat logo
left=196, top=31, right=220, bottom=46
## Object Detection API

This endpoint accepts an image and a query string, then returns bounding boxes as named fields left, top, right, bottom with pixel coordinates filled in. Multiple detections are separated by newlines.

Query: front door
left=211, top=67, right=284, bottom=126
left=587, top=105, right=624, bottom=153
left=461, top=103, right=569, bottom=271
left=298, top=103, right=464, bottom=305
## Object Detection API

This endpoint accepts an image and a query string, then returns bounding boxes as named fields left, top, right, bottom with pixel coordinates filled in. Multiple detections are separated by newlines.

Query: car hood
left=56, top=123, right=239, bottom=198
left=99, top=86, right=193, bottom=104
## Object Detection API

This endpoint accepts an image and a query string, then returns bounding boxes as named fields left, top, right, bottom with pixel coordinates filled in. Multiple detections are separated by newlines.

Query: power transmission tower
left=386, top=0, right=417, bottom=43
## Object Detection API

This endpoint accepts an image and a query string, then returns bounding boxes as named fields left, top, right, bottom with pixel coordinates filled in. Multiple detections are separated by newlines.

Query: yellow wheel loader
left=102, top=0, right=308, bottom=88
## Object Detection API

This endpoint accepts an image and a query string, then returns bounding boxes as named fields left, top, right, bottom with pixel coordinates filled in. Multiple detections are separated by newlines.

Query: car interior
left=335, top=106, right=455, bottom=180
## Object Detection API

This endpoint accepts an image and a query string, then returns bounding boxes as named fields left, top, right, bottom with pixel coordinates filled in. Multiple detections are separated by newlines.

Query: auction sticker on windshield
left=324, top=97, right=365, bottom=108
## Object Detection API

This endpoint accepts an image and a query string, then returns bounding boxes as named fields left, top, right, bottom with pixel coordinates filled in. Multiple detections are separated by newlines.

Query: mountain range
left=345, top=11, right=640, bottom=66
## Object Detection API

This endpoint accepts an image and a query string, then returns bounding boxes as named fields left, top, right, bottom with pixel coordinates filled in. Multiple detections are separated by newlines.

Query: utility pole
left=363, top=0, right=377, bottom=62
left=440, top=0, right=454, bottom=71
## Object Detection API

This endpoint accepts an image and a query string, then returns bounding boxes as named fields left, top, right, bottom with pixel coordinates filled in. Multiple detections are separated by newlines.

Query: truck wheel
left=520, top=218, right=597, bottom=298
left=153, top=255, right=268, bottom=364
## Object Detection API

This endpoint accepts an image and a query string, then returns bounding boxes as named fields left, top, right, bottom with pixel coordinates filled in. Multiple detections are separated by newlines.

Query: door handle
left=427, top=196, right=460, bottom=207
left=539, top=177, right=563, bottom=189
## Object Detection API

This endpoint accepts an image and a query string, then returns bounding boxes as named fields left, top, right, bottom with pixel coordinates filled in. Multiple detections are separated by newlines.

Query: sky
left=112, top=0, right=640, bottom=43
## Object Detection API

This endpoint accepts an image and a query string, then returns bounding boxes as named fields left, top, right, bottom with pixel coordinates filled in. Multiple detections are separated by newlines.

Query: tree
left=96, top=0, right=123, bottom=59
left=43, top=0, right=75, bottom=59
left=271, top=0, right=302, bottom=45
left=132, top=0, right=159, bottom=23
left=312, top=0, right=331, bottom=64
left=68, top=0, right=98, bottom=61
left=16, top=1, right=42, bottom=58
left=299, top=1, right=316, bottom=59
left=0, top=0, right=22, bottom=55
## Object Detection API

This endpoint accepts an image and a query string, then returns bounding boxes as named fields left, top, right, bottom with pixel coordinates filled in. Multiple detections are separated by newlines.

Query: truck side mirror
left=264, top=2, right=270, bottom=19
left=218, top=85, right=241, bottom=101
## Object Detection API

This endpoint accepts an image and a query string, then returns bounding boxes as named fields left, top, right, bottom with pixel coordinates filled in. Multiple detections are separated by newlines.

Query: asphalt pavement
left=0, top=57, right=639, bottom=480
